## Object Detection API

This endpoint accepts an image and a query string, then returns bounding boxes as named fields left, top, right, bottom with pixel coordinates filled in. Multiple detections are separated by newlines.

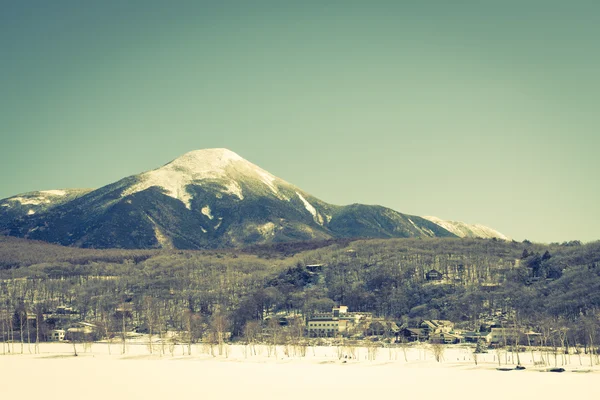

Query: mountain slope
left=0, top=148, right=471, bottom=249
left=422, top=216, right=509, bottom=240
left=0, top=189, right=93, bottom=230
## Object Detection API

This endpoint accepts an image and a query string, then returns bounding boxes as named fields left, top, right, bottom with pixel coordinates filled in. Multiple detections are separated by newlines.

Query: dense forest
left=1, top=235, right=599, bottom=349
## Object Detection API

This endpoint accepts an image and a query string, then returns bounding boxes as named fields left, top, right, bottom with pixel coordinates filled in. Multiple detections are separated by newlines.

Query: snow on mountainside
left=0, top=189, right=93, bottom=216
left=0, top=148, right=506, bottom=250
left=422, top=216, right=509, bottom=240
left=122, top=148, right=289, bottom=208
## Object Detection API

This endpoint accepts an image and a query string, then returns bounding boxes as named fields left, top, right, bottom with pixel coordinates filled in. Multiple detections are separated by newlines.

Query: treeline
left=0, top=236, right=157, bottom=269
left=1, top=236, right=599, bottom=347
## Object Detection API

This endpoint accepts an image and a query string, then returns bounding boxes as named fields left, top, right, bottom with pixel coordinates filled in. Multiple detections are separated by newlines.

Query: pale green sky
left=1, top=1, right=598, bottom=243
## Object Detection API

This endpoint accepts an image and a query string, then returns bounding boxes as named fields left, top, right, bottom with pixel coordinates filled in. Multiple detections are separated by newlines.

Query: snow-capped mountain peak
left=167, top=148, right=244, bottom=173
left=121, top=148, right=286, bottom=209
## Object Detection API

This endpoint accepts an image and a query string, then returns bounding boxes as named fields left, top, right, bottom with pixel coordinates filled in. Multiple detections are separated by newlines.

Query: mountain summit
left=122, top=149, right=290, bottom=208
left=0, top=148, right=506, bottom=249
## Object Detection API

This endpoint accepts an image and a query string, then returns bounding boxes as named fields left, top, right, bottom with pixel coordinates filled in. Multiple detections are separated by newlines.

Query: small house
left=420, top=320, right=454, bottom=335
left=429, top=332, right=463, bottom=344
left=463, top=331, right=492, bottom=343
left=66, top=322, right=97, bottom=341
left=398, top=328, right=426, bottom=342
left=524, top=331, right=543, bottom=346
left=306, top=264, right=324, bottom=273
left=426, top=269, right=443, bottom=281
left=50, top=329, right=65, bottom=341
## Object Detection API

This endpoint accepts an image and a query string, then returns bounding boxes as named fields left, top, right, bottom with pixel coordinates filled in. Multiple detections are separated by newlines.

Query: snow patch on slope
left=201, top=205, right=214, bottom=220
left=146, top=215, right=174, bottom=249
left=296, top=192, right=323, bottom=225
left=40, top=190, right=67, bottom=196
left=3, top=189, right=93, bottom=210
left=27, top=209, right=36, bottom=215
left=257, top=222, right=276, bottom=237
left=255, top=169, right=278, bottom=194
left=423, top=216, right=509, bottom=240
left=408, top=218, right=435, bottom=237
left=223, top=181, right=244, bottom=200
left=10, top=197, right=48, bottom=206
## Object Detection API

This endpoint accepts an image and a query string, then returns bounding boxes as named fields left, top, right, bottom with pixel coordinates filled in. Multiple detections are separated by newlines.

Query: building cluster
left=0, top=305, right=99, bottom=343
left=306, top=305, right=399, bottom=338
left=304, top=305, right=543, bottom=346
left=399, top=319, right=542, bottom=346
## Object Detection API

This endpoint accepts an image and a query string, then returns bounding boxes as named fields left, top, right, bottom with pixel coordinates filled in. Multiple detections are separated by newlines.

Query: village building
left=425, top=269, right=443, bottom=281
left=419, top=320, right=454, bottom=335
left=66, top=322, right=97, bottom=341
left=429, top=331, right=463, bottom=344
left=43, top=305, right=81, bottom=328
left=462, top=331, right=492, bottom=343
left=307, top=306, right=372, bottom=337
left=50, top=329, right=66, bottom=341
left=489, top=326, right=520, bottom=344
left=488, top=327, right=542, bottom=345
left=523, top=330, right=543, bottom=346
left=362, top=319, right=399, bottom=337
left=305, top=264, right=324, bottom=273
left=398, top=328, right=427, bottom=342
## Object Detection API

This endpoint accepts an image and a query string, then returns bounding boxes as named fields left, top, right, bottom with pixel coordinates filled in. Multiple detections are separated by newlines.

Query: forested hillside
left=1, top=236, right=599, bottom=343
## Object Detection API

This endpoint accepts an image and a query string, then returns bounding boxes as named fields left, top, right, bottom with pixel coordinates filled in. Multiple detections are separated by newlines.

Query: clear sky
left=1, top=1, right=598, bottom=243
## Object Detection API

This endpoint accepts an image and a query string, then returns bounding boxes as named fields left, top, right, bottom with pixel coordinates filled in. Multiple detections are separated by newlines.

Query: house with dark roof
left=420, top=320, right=454, bottom=335
left=426, top=269, right=443, bottom=281
left=398, top=328, right=427, bottom=342
left=429, top=332, right=464, bottom=344
left=462, top=331, right=492, bottom=343
left=361, top=319, right=399, bottom=337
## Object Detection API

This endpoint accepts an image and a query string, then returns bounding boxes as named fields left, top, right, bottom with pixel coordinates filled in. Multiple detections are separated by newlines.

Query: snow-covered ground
left=1, top=343, right=598, bottom=399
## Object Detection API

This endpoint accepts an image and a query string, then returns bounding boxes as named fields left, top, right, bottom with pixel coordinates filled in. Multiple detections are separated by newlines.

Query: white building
left=50, top=329, right=65, bottom=341
left=307, top=306, right=371, bottom=337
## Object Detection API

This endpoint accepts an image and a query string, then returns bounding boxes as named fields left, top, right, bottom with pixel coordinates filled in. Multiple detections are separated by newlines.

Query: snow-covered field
left=1, top=342, right=598, bottom=399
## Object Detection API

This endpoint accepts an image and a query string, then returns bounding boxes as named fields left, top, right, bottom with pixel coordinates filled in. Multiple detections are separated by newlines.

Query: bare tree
left=366, top=340, right=379, bottom=361
left=209, top=306, right=230, bottom=357
left=289, top=317, right=306, bottom=357
left=25, top=304, right=32, bottom=354
left=143, top=296, right=157, bottom=354
left=243, top=320, right=261, bottom=357
left=430, top=343, right=445, bottom=362
left=34, top=303, right=43, bottom=354
left=397, top=337, right=409, bottom=362
left=266, top=317, right=280, bottom=358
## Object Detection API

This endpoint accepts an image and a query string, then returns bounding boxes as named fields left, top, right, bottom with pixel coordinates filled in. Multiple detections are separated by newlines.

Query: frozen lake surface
left=1, top=343, right=598, bottom=400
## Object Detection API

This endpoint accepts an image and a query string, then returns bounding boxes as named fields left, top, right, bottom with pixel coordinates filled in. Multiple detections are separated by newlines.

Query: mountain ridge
left=422, top=216, right=509, bottom=240
left=0, top=148, right=507, bottom=249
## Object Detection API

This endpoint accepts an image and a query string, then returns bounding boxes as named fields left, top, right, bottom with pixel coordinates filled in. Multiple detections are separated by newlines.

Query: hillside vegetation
left=1, top=236, right=599, bottom=344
